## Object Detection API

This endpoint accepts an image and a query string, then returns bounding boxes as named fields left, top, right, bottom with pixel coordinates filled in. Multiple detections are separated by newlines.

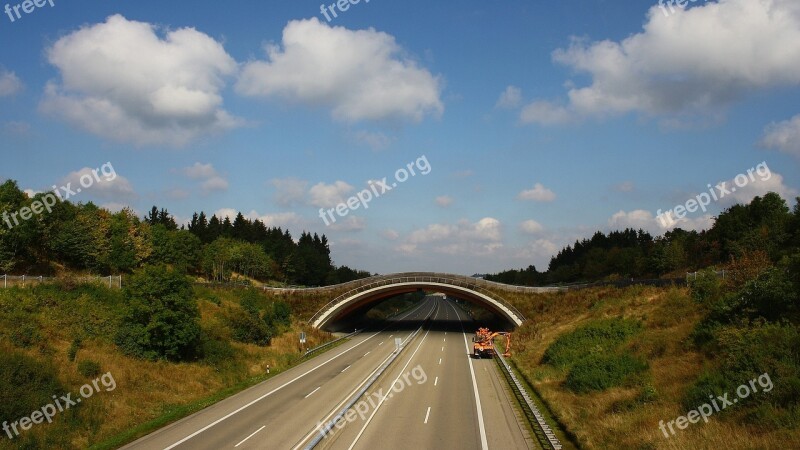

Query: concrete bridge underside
left=307, top=274, right=536, bottom=331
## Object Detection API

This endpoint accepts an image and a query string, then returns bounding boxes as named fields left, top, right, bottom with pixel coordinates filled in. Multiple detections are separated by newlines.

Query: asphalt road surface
left=122, top=297, right=532, bottom=450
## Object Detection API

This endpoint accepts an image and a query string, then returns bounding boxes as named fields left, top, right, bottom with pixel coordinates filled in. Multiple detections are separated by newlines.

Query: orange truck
left=472, top=327, right=511, bottom=358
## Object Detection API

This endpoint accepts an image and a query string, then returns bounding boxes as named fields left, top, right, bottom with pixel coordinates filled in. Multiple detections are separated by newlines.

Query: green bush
left=239, top=288, right=266, bottom=315
left=565, top=352, right=648, bottom=393
left=264, top=301, right=291, bottom=332
left=543, top=318, right=642, bottom=368
left=224, top=307, right=272, bottom=346
left=683, top=370, right=730, bottom=411
left=115, top=265, right=201, bottom=361
left=693, top=263, right=800, bottom=346
left=689, top=268, right=724, bottom=306
left=200, top=334, right=236, bottom=366
left=77, top=359, right=102, bottom=378
left=685, top=323, right=800, bottom=426
left=0, top=351, right=64, bottom=424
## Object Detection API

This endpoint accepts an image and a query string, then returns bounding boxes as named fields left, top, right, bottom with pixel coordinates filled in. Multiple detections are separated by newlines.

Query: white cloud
left=102, top=202, right=133, bottom=213
left=381, top=229, right=400, bottom=241
left=522, top=0, right=800, bottom=125
left=520, top=219, right=545, bottom=234
left=213, top=208, right=238, bottom=220
left=41, top=15, right=240, bottom=147
left=520, top=101, right=573, bottom=125
left=256, top=211, right=303, bottom=228
left=237, top=18, right=443, bottom=123
left=309, top=181, right=354, bottom=207
left=408, top=223, right=454, bottom=245
left=59, top=167, right=137, bottom=201
left=182, top=162, right=228, bottom=193
left=200, top=176, right=229, bottom=193
left=720, top=169, right=798, bottom=205
left=760, top=114, right=800, bottom=158
left=214, top=208, right=303, bottom=229
left=330, top=215, right=366, bottom=232
left=183, top=162, right=217, bottom=180
left=435, top=195, right=454, bottom=208
left=403, top=218, right=503, bottom=255
left=609, top=209, right=659, bottom=231
left=517, top=183, right=556, bottom=202
left=0, top=71, right=22, bottom=96
left=271, top=177, right=308, bottom=206
left=463, top=217, right=503, bottom=242
left=611, top=209, right=714, bottom=233
left=514, top=238, right=560, bottom=260
left=495, top=85, right=522, bottom=109
left=352, top=130, right=392, bottom=151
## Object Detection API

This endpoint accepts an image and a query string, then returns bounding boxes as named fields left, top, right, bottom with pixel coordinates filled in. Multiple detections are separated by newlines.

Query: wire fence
left=0, top=275, right=122, bottom=288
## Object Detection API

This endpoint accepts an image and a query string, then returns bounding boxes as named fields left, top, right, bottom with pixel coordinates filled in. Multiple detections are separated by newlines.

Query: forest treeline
left=486, top=193, right=800, bottom=286
left=0, top=180, right=371, bottom=286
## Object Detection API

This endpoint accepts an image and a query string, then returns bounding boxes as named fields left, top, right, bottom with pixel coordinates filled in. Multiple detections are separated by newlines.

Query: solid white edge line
left=162, top=331, right=381, bottom=450
left=448, top=301, right=490, bottom=450
left=290, top=303, right=435, bottom=450
left=290, top=350, right=399, bottom=450
left=345, top=301, right=439, bottom=450
left=234, top=425, right=265, bottom=448
left=165, top=288, right=432, bottom=450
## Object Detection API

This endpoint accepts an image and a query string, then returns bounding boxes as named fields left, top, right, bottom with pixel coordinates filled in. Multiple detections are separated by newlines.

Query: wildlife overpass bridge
left=270, top=272, right=564, bottom=330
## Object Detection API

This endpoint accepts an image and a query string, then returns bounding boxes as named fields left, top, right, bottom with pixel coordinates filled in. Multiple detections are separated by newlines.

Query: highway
left=122, top=296, right=532, bottom=450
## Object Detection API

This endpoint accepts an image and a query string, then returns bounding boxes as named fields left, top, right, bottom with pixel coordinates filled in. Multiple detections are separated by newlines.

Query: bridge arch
left=307, top=273, right=546, bottom=330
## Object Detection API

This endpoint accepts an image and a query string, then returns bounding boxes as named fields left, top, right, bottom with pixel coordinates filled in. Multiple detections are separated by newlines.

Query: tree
left=115, top=265, right=201, bottom=361
left=188, top=211, right=209, bottom=243
left=105, top=208, right=151, bottom=273
left=150, top=225, right=201, bottom=272
left=145, top=206, right=178, bottom=230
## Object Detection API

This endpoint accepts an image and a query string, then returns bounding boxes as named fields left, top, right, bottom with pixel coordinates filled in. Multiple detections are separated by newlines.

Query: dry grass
left=0, top=285, right=335, bottom=450
left=505, top=285, right=800, bottom=449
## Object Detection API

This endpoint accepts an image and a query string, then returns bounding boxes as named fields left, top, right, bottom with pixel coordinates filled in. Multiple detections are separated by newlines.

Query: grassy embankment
left=495, top=283, right=800, bottom=450
left=0, top=281, right=339, bottom=450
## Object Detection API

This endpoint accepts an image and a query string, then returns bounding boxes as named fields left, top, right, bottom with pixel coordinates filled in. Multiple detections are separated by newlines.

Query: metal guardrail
left=308, top=273, right=530, bottom=327
left=304, top=315, right=430, bottom=449
left=494, top=351, right=563, bottom=450
left=0, top=274, right=122, bottom=288
left=300, top=329, right=361, bottom=359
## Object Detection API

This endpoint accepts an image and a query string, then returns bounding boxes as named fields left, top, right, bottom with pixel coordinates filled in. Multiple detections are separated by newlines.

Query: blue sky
left=1, top=0, right=799, bottom=274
